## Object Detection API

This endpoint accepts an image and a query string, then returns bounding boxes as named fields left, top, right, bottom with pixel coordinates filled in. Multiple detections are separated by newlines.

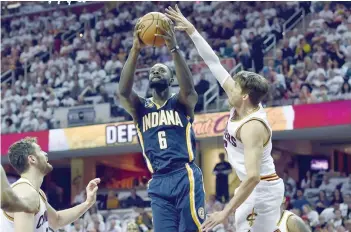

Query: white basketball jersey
left=224, top=104, right=276, bottom=181
left=0, top=178, right=49, bottom=232
left=277, top=210, right=295, bottom=232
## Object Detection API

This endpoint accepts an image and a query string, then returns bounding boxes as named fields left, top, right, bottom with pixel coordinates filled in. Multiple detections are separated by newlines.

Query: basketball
left=138, top=12, right=168, bottom=47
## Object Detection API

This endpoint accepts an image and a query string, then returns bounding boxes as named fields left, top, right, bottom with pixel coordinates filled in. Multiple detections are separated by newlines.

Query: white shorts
left=235, top=178, right=284, bottom=232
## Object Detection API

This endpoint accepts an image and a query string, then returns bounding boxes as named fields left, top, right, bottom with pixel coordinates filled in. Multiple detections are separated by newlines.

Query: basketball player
left=0, top=137, right=101, bottom=232
left=166, top=5, right=284, bottom=232
left=1, top=165, right=36, bottom=213
left=277, top=199, right=311, bottom=232
left=118, top=19, right=205, bottom=231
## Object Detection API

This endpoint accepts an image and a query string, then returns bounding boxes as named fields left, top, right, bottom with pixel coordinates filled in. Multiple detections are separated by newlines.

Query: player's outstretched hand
left=85, top=178, right=101, bottom=207
left=132, top=18, right=145, bottom=51
left=201, top=210, right=229, bottom=232
left=154, top=18, right=178, bottom=51
left=165, top=4, right=195, bottom=35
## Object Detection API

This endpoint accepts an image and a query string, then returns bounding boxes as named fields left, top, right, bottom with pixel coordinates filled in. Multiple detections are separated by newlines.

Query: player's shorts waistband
left=152, top=162, right=197, bottom=178
left=260, top=173, right=280, bottom=181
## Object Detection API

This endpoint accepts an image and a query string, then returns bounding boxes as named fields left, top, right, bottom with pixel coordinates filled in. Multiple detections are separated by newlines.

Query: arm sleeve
left=189, top=30, right=231, bottom=86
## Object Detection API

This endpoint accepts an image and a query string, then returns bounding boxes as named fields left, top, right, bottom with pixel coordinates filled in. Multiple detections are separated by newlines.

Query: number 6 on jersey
left=158, top=131, right=168, bottom=149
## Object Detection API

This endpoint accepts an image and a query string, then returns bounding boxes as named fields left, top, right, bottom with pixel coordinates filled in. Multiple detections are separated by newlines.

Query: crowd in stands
left=1, top=1, right=350, bottom=135
left=1, top=1, right=300, bottom=134
left=41, top=167, right=350, bottom=232
left=261, top=2, right=351, bottom=106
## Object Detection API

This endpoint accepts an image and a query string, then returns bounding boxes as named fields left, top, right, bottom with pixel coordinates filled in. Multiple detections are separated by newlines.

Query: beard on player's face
left=33, top=153, right=53, bottom=175
left=149, top=64, right=172, bottom=91
left=149, top=78, right=169, bottom=91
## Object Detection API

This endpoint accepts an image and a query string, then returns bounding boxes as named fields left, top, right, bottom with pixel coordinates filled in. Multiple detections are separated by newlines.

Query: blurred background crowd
left=1, top=1, right=351, bottom=232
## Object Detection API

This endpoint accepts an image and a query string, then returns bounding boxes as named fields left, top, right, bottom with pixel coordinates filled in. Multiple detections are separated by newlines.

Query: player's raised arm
left=118, top=20, right=145, bottom=120
left=165, top=5, right=237, bottom=106
left=1, top=165, right=37, bottom=213
left=45, top=178, right=100, bottom=230
left=155, top=19, right=198, bottom=118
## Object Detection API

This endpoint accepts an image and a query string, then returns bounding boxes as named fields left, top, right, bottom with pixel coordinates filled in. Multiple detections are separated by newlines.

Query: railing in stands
left=264, top=34, right=276, bottom=59
left=283, top=8, right=305, bottom=38
left=203, top=84, right=219, bottom=113
left=229, top=63, right=243, bottom=76
left=264, top=7, right=306, bottom=64
left=203, top=63, right=243, bottom=113
left=1, top=69, right=15, bottom=84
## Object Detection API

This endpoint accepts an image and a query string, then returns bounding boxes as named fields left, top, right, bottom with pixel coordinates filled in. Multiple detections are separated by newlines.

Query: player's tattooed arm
left=119, top=19, right=144, bottom=120
left=156, top=18, right=198, bottom=118
left=287, top=215, right=311, bottom=232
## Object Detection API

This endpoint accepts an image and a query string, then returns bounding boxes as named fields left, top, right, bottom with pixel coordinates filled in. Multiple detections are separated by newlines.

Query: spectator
left=285, top=183, right=295, bottom=199
left=1, top=118, right=16, bottom=134
left=20, top=111, right=39, bottom=132
left=316, top=190, right=331, bottom=214
left=302, top=204, right=319, bottom=227
left=194, top=74, right=210, bottom=112
left=283, top=171, right=297, bottom=193
left=281, top=59, right=293, bottom=78
left=331, top=189, right=344, bottom=205
left=281, top=39, right=295, bottom=60
left=319, top=175, right=337, bottom=195
left=106, top=191, right=119, bottom=209
left=126, top=188, right=144, bottom=208
left=341, top=174, right=351, bottom=194
left=294, top=84, right=317, bottom=105
left=70, top=218, right=84, bottom=232
left=37, top=117, right=48, bottom=131
left=87, top=213, right=106, bottom=232
left=61, top=93, right=76, bottom=107
left=271, top=17, right=283, bottom=41
left=83, top=204, right=104, bottom=228
left=338, top=82, right=351, bottom=100
left=106, top=219, right=122, bottom=232
left=321, top=203, right=340, bottom=222
left=292, top=189, right=310, bottom=211
left=206, top=194, right=223, bottom=214
left=213, top=153, right=232, bottom=203
left=331, top=209, right=344, bottom=228
left=301, top=171, right=312, bottom=189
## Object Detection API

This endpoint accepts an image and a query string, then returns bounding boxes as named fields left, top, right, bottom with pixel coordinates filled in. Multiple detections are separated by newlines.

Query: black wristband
left=170, top=45, right=180, bottom=53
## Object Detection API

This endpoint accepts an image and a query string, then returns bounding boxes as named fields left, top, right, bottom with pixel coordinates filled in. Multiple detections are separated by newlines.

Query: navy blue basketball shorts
left=148, top=163, right=206, bottom=232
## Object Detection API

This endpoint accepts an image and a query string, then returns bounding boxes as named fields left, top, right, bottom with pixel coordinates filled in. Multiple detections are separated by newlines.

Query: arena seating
left=1, top=3, right=351, bottom=231
left=1, top=1, right=303, bottom=134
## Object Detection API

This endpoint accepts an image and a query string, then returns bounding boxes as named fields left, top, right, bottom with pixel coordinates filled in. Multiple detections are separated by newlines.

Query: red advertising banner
left=1, top=131, right=49, bottom=156
left=293, top=101, right=351, bottom=129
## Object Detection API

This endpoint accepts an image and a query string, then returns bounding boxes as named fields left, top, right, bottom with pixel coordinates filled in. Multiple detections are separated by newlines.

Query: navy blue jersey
left=135, top=94, right=196, bottom=174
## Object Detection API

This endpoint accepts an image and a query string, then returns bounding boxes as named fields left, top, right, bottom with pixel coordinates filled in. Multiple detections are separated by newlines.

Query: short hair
left=233, top=71, right=269, bottom=106
left=8, top=137, right=37, bottom=174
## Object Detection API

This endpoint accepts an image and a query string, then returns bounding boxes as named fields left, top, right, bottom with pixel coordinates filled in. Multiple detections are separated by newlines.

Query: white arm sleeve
left=189, top=30, right=230, bottom=86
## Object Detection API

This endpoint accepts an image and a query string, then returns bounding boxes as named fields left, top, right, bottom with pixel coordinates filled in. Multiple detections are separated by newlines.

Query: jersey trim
left=136, top=124, right=154, bottom=173
left=285, top=214, right=294, bottom=232
left=186, top=122, right=194, bottom=162
left=2, top=182, right=42, bottom=221
left=185, top=164, right=202, bottom=231
left=149, top=93, right=176, bottom=110
left=260, top=173, right=280, bottom=181
left=38, top=189, right=47, bottom=202
left=234, top=117, right=271, bottom=147
left=277, top=211, right=285, bottom=226
left=230, top=107, right=260, bottom=122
